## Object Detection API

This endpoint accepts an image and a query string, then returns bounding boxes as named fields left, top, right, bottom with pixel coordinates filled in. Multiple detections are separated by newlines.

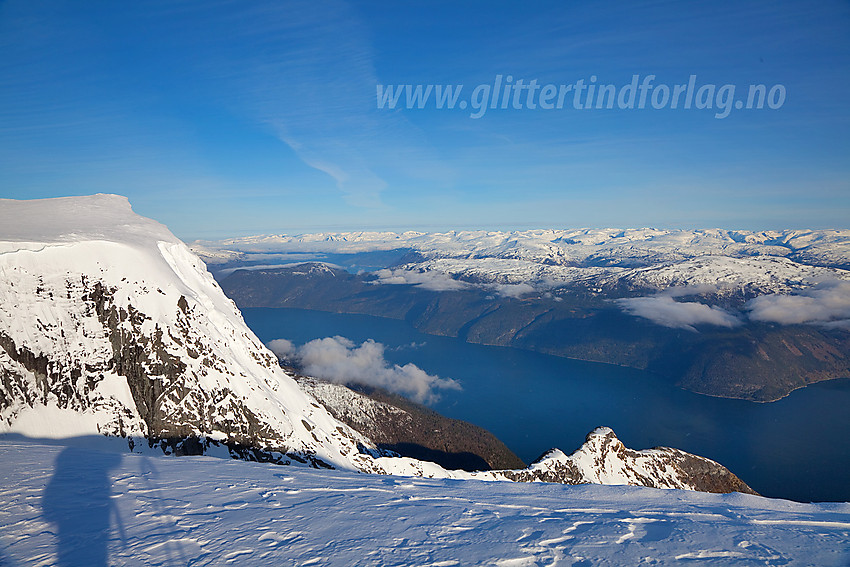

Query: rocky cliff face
left=0, top=195, right=755, bottom=495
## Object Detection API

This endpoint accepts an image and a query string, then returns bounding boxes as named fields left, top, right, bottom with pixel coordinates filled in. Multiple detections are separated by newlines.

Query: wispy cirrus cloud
left=193, top=0, right=392, bottom=207
left=0, top=0, right=439, bottom=211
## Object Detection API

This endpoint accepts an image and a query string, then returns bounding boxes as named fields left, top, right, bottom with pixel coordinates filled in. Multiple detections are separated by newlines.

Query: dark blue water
left=242, top=307, right=850, bottom=502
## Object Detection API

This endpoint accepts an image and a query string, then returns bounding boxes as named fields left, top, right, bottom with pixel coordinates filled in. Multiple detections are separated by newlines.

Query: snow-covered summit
left=481, top=427, right=755, bottom=494
left=0, top=194, right=176, bottom=247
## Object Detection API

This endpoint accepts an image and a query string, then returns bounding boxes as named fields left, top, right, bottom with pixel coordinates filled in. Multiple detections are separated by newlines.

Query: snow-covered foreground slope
left=1, top=438, right=848, bottom=567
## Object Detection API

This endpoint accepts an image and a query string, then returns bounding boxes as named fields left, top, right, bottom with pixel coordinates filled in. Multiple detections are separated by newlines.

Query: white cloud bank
left=373, top=268, right=470, bottom=292
left=374, top=269, right=538, bottom=298
left=268, top=337, right=460, bottom=403
left=615, top=296, right=742, bottom=332
left=492, top=283, right=536, bottom=298
left=746, top=281, right=850, bottom=328
left=618, top=281, right=850, bottom=331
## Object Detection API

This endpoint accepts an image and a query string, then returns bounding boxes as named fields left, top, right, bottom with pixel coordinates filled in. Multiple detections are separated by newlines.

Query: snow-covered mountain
left=488, top=427, right=754, bottom=494
left=0, top=195, right=753, bottom=493
left=199, top=226, right=850, bottom=402
left=194, top=228, right=850, bottom=268
left=0, top=194, right=393, bottom=472
left=194, top=228, right=850, bottom=297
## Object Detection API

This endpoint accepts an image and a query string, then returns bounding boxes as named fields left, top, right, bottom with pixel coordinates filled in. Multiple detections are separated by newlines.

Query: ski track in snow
left=1, top=440, right=849, bottom=566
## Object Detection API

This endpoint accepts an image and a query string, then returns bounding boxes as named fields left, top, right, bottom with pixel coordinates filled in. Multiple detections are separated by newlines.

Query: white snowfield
left=1, top=438, right=849, bottom=567
left=194, top=227, right=850, bottom=295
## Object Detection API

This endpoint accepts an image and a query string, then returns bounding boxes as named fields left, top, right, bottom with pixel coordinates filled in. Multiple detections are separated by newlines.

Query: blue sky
left=1, top=0, right=848, bottom=239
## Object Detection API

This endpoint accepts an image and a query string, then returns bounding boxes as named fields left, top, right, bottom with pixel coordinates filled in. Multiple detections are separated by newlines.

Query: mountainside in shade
left=0, top=195, right=752, bottom=494
left=294, top=375, right=525, bottom=471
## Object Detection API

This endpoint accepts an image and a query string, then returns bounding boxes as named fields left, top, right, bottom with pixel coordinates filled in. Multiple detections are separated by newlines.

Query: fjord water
left=242, top=307, right=850, bottom=502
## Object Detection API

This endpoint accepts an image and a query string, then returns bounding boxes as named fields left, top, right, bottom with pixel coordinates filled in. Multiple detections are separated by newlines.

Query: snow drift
left=2, top=438, right=848, bottom=567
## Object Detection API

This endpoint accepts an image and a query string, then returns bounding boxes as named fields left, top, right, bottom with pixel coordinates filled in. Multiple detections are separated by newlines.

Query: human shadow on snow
left=41, top=447, right=123, bottom=567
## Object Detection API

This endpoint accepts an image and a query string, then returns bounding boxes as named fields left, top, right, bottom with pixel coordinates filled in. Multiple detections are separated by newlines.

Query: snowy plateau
left=1, top=194, right=849, bottom=565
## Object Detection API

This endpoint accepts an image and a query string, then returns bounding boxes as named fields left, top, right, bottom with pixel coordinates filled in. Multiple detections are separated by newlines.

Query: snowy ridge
left=0, top=196, right=753, bottom=492
left=378, top=254, right=848, bottom=296
left=474, top=427, right=755, bottom=495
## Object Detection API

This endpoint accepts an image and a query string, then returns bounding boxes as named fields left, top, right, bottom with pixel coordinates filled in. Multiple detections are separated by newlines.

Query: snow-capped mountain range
left=195, top=224, right=850, bottom=402
left=194, top=227, right=850, bottom=339
left=194, top=228, right=850, bottom=297
left=195, top=228, right=850, bottom=266
left=0, top=194, right=752, bottom=493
